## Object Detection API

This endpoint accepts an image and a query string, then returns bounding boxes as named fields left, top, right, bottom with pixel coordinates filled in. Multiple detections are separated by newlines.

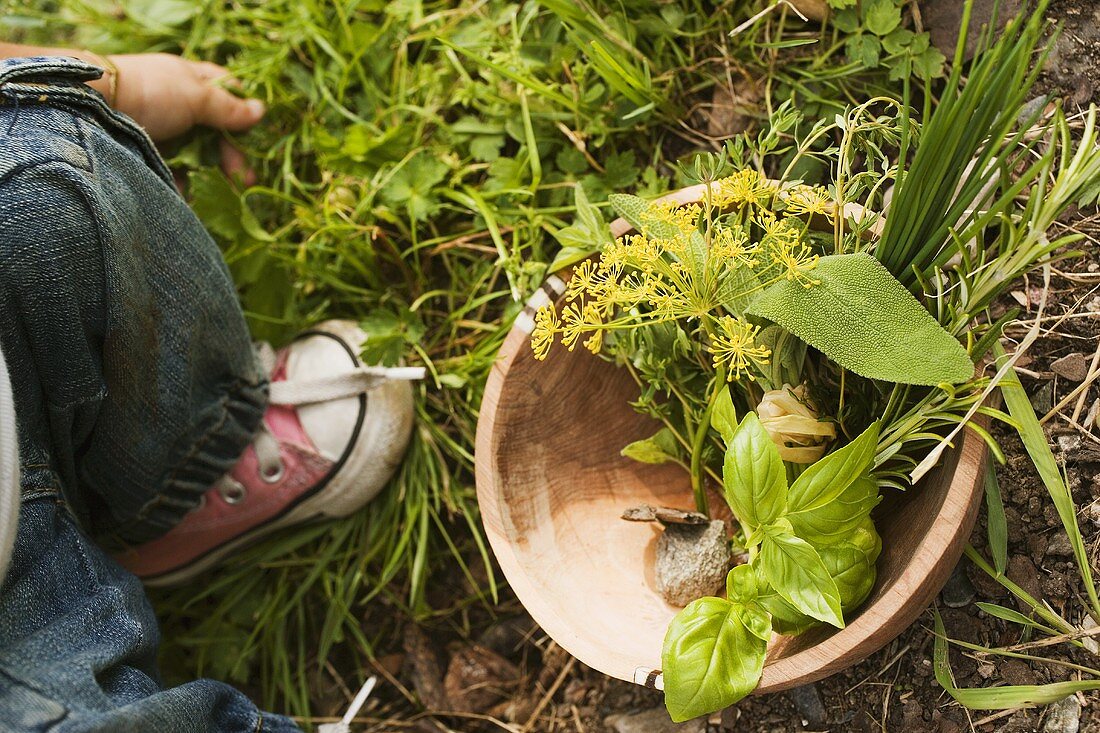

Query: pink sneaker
left=114, top=320, right=423, bottom=586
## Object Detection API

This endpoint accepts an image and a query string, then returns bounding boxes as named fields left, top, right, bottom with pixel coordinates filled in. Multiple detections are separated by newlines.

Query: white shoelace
left=213, top=343, right=426, bottom=495
left=317, top=676, right=378, bottom=733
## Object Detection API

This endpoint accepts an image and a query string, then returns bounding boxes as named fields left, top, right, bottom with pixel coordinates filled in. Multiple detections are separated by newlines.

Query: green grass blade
left=996, top=342, right=1100, bottom=621
left=983, top=463, right=1009, bottom=576
left=934, top=609, right=1100, bottom=709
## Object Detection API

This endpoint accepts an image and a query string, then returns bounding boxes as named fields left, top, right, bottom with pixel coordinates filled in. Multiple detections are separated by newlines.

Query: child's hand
left=110, top=53, right=265, bottom=184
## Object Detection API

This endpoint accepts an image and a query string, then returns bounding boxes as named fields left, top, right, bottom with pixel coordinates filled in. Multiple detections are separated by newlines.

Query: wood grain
left=474, top=183, right=985, bottom=694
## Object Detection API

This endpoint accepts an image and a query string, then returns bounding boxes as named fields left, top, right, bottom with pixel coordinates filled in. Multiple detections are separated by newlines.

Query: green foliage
left=621, top=427, right=682, bottom=465
left=662, top=595, right=769, bottom=722
left=877, top=0, right=1052, bottom=284
left=832, top=0, right=944, bottom=81
left=662, top=417, right=882, bottom=718
left=746, top=253, right=974, bottom=386
left=722, top=413, right=786, bottom=532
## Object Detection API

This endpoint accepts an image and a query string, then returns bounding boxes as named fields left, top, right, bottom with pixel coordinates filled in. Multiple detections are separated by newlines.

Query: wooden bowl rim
left=474, top=182, right=985, bottom=694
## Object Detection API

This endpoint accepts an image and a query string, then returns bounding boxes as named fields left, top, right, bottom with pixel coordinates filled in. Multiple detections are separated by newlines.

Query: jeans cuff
left=98, top=376, right=268, bottom=545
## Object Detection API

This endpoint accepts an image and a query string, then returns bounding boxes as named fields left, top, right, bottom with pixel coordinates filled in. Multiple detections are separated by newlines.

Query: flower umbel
left=709, top=317, right=771, bottom=380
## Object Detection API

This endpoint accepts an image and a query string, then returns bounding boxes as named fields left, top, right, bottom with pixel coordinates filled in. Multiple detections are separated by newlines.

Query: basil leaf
left=788, top=474, right=880, bottom=546
left=737, top=603, right=773, bottom=642
left=621, top=427, right=680, bottom=464
left=760, top=530, right=844, bottom=627
left=725, top=563, right=760, bottom=601
left=711, top=386, right=738, bottom=444
left=662, top=597, right=767, bottom=722
left=746, top=253, right=974, bottom=386
left=787, top=422, right=879, bottom=514
left=750, top=563, right=818, bottom=635
left=758, top=590, right=818, bottom=636
left=722, top=413, right=787, bottom=534
left=817, top=519, right=882, bottom=611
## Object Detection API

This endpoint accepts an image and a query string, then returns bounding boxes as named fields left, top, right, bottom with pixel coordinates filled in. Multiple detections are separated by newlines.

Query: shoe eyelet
left=259, top=462, right=285, bottom=484
left=219, top=481, right=247, bottom=505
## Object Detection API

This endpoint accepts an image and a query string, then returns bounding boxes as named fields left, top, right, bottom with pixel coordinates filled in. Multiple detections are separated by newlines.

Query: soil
left=340, top=2, right=1100, bottom=730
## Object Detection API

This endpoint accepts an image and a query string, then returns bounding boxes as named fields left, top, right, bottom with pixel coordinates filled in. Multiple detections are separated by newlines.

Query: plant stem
left=690, top=367, right=728, bottom=515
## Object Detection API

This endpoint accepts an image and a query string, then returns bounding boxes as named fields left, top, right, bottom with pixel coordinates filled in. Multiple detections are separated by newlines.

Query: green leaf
left=662, top=597, right=767, bottom=722
left=863, top=0, right=901, bottom=35
left=974, top=603, right=1058, bottom=635
left=189, top=168, right=273, bottom=244
left=621, top=428, right=680, bottom=465
left=747, top=253, right=974, bottom=385
left=608, top=193, right=648, bottom=231
left=725, top=563, right=760, bottom=601
left=786, top=422, right=879, bottom=514
left=881, top=28, right=914, bottom=55
left=737, top=603, right=773, bottom=642
left=817, top=519, right=881, bottom=611
left=912, top=45, right=946, bottom=80
left=551, top=185, right=611, bottom=271
left=760, top=530, right=844, bottom=627
left=998, top=343, right=1100, bottom=621
left=379, top=153, right=449, bottom=222
left=830, top=7, right=860, bottom=32
left=983, top=463, right=1008, bottom=576
left=722, top=413, right=787, bottom=534
left=933, top=610, right=1100, bottom=709
left=788, top=474, right=880, bottom=546
left=846, top=33, right=881, bottom=67
left=711, top=386, right=738, bottom=444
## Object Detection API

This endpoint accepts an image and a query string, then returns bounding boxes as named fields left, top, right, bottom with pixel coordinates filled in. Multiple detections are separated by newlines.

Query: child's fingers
left=219, top=137, right=257, bottom=187
left=196, top=84, right=266, bottom=131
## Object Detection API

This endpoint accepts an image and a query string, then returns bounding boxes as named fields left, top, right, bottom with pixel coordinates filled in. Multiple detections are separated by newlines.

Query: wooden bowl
left=474, top=184, right=987, bottom=695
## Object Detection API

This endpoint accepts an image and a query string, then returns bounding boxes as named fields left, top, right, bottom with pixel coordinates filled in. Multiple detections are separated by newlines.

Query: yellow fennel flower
left=531, top=306, right=559, bottom=361
left=782, top=184, right=832, bottom=217
left=709, top=317, right=771, bottom=380
left=713, top=170, right=775, bottom=210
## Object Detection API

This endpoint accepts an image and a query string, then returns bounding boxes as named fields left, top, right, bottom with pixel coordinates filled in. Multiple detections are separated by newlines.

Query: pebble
left=786, top=683, right=826, bottom=727
left=941, top=562, right=976, bottom=608
left=1030, top=381, right=1055, bottom=414
left=1045, top=533, right=1074, bottom=557
left=655, top=520, right=731, bottom=607
left=1051, top=353, right=1090, bottom=382
left=1042, top=695, right=1081, bottom=733
left=605, top=707, right=705, bottom=733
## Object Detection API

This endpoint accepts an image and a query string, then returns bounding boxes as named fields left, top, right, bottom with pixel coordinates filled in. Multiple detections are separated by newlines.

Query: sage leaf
left=662, top=597, right=768, bottom=722
left=746, top=253, right=973, bottom=385
left=608, top=192, right=647, bottom=231
left=760, top=530, right=844, bottom=627
left=788, top=474, right=880, bottom=546
left=787, top=421, right=879, bottom=513
left=723, top=413, right=787, bottom=533
left=621, top=427, right=680, bottom=465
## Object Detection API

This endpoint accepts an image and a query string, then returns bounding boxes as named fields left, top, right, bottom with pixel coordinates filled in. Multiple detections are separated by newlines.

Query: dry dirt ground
left=340, top=2, right=1100, bottom=731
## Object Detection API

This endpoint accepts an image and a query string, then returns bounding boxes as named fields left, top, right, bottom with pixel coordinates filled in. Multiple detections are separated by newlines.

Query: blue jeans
left=0, top=57, right=300, bottom=731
